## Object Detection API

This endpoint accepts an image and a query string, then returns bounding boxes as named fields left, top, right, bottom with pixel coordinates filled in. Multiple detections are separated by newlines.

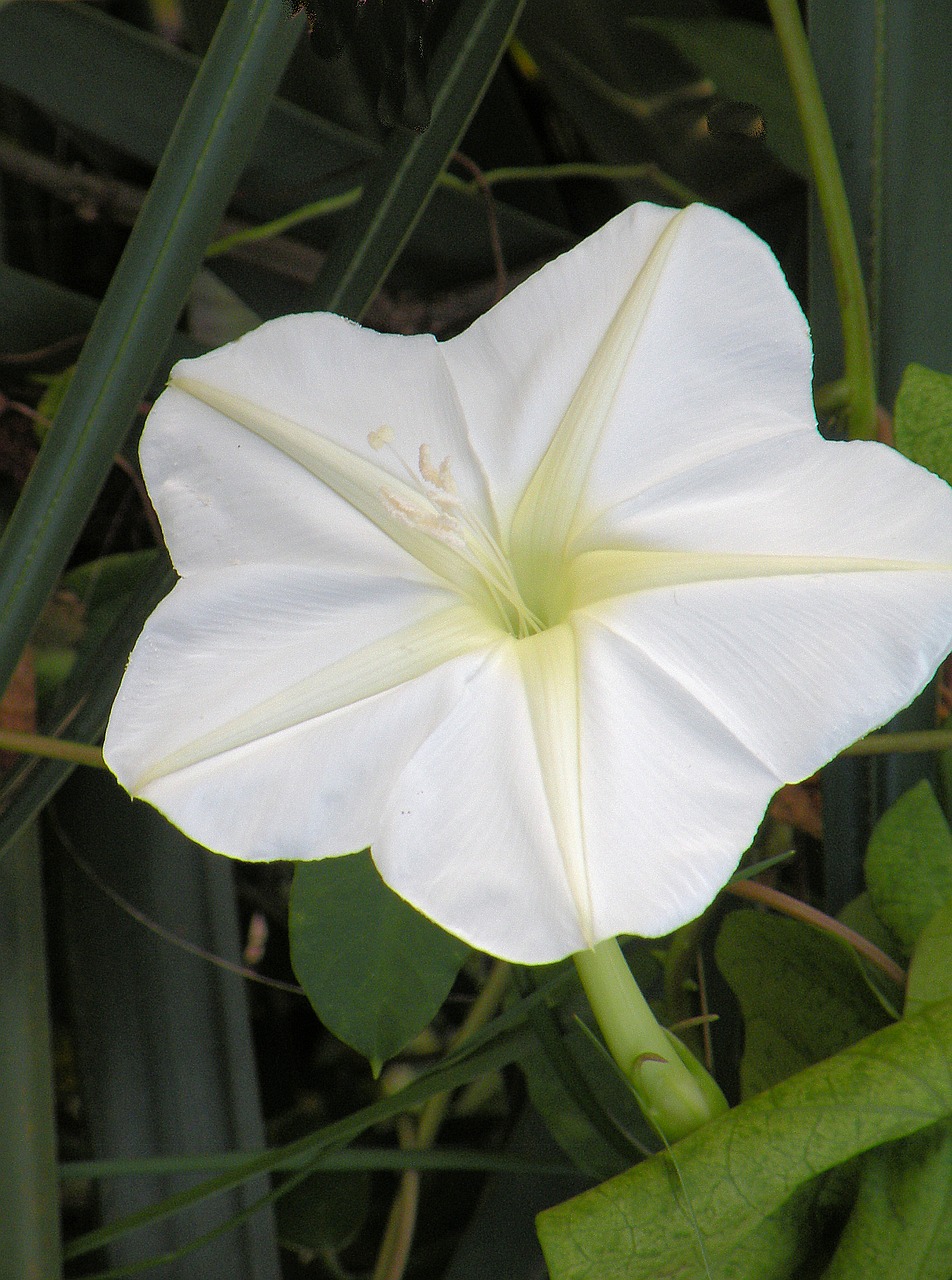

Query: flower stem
left=573, top=938, right=727, bottom=1144
left=0, top=729, right=105, bottom=769
left=767, top=0, right=877, bottom=441
left=843, top=728, right=952, bottom=756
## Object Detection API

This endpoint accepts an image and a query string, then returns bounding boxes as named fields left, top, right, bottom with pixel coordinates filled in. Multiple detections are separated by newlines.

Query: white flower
left=104, top=203, right=952, bottom=963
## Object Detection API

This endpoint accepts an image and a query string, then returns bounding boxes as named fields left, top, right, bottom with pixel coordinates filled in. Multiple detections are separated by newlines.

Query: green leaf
left=274, top=1169, right=370, bottom=1252
left=715, top=911, right=889, bottom=1098
left=0, top=827, right=61, bottom=1274
left=521, top=1017, right=651, bottom=1180
left=309, top=0, right=528, bottom=318
left=0, top=1, right=366, bottom=184
left=905, top=896, right=952, bottom=1017
left=0, top=0, right=301, bottom=704
left=837, top=890, right=905, bottom=966
left=289, top=852, right=469, bottom=1072
left=865, top=780, right=952, bottom=951
left=823, top=1125, right=952, bottom=1280
left=893, top=363, right=952, bottom=486
left=630, top=18, right=809, bottom=178
left=0, top=263, right=97, bottom=352
left=537, top=998, right=952, bottom=1280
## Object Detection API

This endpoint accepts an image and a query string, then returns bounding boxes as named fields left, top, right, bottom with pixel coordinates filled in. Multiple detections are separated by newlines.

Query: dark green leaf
left=837, top=890, right=904, bottom=966
left=823, top=1125, right=952, bottom=1280
left=537, top=998, right=952, bottom=1280
left=521, top=1017, right=651, bottom=1180
left=63, top=973, right=570, bottom=1259
left=715, top=911, right=889, bottom=1098
left=905, top=896, right=952, bottom=1017
left=893, top=362, right=952, bottom=487
left=865, top=780, right=952, bottom=951
left=630, top=18, right=809, bottom=177
left=0, top=827, right=61, bottom=1274
left=309, top=0, right=528, bottom=318
left=289, top=851, right=469, bottom=1071
left=274, top=1169, right=370, bottom=1252
left=0, top=0, right=301, bottom=703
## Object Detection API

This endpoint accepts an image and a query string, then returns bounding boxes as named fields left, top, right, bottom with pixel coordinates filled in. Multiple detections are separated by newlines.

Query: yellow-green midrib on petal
left=130, top=604, right=502, bottom=789
left=171, top=376, right=489, bottom=606
left=567, top=548, right=952, bottom=611
left=516, top=623, right=595, bottom=947
left=508, top=207, right=688, bottom=621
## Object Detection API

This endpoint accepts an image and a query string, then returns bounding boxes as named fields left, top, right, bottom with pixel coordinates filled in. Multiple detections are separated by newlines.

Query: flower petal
left=104, top=566, right=498, bottom=857
left=144, top=312, right=495, bottom=580
left=574, top=612, right=781, bottom=940
left=442, top=203, right=811, bottom=541
left=565, top=204, right=815, bottom=533
left=372, top=640, right=594, bottom=962
left=507, top=208, right=687, bottom=596
left=168, top=375, right=488, bottom=599
left=516, top=625, right=594, bottom=945
left=584, top=565, right=952, bottom=831
left=575, top=431, right=952, bottom=564
left=441, top=202, right=681, bottom=528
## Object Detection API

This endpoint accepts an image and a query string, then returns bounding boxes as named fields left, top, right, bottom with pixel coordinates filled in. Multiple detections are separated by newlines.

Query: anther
left=368, top=425, right=394, bottom=450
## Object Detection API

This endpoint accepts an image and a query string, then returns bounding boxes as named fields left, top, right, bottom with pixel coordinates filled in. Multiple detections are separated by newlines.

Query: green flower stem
left=843, top=728, right=952, bottom=756
left=0, top=730, right=105, bottom=769
left=205, top=187, right=364, bottom=258
left=574, top=938, right=727, bottom=1144
left=767, top=0, right=877, bottom=441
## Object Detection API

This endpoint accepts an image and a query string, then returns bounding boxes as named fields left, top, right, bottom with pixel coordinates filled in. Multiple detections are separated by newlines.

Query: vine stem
left=0, top=729, right=105, bottom=769
left=767, top=0, right=877, bottom=441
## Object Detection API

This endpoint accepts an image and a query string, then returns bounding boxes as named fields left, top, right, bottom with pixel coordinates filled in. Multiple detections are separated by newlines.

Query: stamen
left=379, top=487, right=466, bottom=550
left=371, top=430, right=545, bottom=636
left=368, top=425, right=394, bottom=450
left=418, top=444, right=442, bottom=487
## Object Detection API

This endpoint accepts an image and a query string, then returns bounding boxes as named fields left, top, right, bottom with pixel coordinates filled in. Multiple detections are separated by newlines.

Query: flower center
left=369, top=430, right=549, bottom=638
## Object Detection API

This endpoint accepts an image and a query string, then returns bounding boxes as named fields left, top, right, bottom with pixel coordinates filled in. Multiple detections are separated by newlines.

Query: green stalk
left=0, top=730, right=105, bottom=769
left=843, top=728, right=952, bottom=756
left=574, top=939, right=727, bottom=1144
left=767, top=0, right=877, bottom=440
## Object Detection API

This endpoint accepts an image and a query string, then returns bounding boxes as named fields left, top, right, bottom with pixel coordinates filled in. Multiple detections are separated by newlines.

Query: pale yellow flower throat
left=368, top=427, right=545, bottom=639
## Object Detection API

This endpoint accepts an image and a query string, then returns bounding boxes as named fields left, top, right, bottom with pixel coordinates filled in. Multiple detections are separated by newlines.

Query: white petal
left=441, top=202, right=681, bottom=528
left=443, top=203, right=811, bottom=539
left=568, top=203, right=816, bottom=531
left=576, top=431, right=952, bottom=564
left=144, top=312, right=494, bottom=579
left=583, top=566, right=952, bottom=833
left=574, top=612, right=781, bottom=940
left=104, top=566, right=498, bottom=857
left=373, top=642, right=593, bottom=962
left=508, top=208, right=688, bottom=592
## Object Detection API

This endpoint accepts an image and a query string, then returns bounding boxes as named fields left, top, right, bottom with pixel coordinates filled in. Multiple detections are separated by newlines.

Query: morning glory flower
left=104, top=202, right=952, bottom=964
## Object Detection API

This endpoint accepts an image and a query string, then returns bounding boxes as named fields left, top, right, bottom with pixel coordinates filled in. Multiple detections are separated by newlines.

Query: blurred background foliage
left=0, top=0, right=950, bottom=1277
